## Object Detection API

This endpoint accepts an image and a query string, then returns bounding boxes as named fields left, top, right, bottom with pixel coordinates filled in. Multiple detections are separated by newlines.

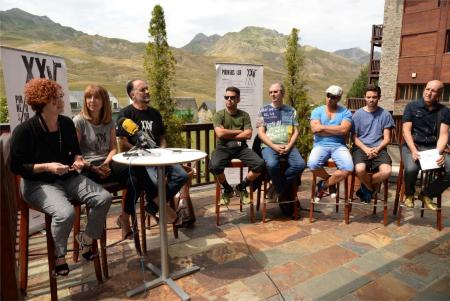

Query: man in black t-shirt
left=402, top=80, right=450, bottom=210
left=117, top=79, right=188, bottom=220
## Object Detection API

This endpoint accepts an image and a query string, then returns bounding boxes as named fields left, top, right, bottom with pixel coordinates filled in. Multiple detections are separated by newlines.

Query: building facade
left=379, top=0, right=450, bottom=114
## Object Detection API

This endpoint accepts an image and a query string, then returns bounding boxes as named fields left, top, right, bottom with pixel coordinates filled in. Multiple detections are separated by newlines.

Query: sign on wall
left=215, top=63, right=264, bottom=183
left=1, top=46, right=72, bottom=131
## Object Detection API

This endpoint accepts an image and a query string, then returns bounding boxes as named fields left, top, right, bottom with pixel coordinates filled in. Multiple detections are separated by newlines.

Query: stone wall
left=379, top=0, right=404, bottom=112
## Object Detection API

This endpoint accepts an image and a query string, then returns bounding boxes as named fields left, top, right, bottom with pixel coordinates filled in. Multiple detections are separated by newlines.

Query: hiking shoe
left=328, top=184, right=337, bottom=199
left=236, top=184, right=251, bottom=205
left=419, top=194, right=437, bottom=211
left=266, top=184, right=279, bottom=203
left=220, top=188, right=233, bottom=206
left=403, top=195, right=414, bottom=208
left=314, top=180, right=326, bottom=202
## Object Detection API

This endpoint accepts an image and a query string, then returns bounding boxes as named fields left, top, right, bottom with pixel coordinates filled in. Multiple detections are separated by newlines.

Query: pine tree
left=0, top=97, right=8, bottom=123
left=346, top=65, right=369, bottom=98
left=144, top=5, right=184, bottom=147
left=284, top=28, right=312, bottom=158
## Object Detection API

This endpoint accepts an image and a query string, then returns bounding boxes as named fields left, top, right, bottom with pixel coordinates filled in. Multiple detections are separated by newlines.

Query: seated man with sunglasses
left=307, top=85, right=354, bottom=201
left=210, top=86, right=265, bottom=205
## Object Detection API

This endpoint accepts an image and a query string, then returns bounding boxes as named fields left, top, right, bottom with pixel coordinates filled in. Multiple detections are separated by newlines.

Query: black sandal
left=76, top=233, right=97, bottom=261
left=53, top=256, right=70, bottom=277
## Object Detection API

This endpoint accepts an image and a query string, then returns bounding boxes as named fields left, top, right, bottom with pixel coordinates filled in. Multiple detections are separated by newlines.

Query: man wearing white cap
left=308, top=85, right=354, bottom=201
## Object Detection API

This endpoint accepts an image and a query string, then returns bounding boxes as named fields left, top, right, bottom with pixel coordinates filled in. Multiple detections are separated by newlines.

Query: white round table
left=113, top=148, right=207, bottom=300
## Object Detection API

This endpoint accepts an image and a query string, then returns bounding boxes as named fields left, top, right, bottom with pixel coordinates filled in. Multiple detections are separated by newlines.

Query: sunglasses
left=224, top=95, right=237, bottom=100
left=327, top=94, right=340, bottom=100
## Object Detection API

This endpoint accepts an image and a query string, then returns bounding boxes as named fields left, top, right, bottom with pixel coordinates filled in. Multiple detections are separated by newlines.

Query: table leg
left=126, top=166, right=200, bottom=300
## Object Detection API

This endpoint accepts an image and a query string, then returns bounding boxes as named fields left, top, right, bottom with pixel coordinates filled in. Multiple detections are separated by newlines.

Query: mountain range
left=0, top=8, right=368, bottom=105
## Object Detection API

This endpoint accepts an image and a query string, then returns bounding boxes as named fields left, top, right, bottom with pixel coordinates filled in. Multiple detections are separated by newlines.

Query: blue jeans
left=146, top=164, right=188, bottom=214
left=307, top=145, right=354, bottom=171
left=261, top=147, right=305, bottom=194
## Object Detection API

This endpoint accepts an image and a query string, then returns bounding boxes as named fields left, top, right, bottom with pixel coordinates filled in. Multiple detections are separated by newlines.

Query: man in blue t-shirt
left=257, top=82, right=305, bottom=202
left=352, top=85, right=394, bottom=203
left=308, top=85, right=353, bottom=201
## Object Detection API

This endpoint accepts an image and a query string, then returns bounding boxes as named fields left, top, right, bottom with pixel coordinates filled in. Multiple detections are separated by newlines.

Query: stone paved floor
left=23, top=170, right=450, bottom=300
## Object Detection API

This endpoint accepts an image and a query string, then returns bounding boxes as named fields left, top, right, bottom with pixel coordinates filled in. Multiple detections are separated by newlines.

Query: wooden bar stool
left=349, top=171, right=389, bottom=225
left=395, top=160, right=444, bottom=230
left=215, top=159, right=255, bottom=226
left=16, top=177, right=103, bottom=301
left=309, top=160, right=349, bottom=224
left=258, top=159, right=300, bottom=223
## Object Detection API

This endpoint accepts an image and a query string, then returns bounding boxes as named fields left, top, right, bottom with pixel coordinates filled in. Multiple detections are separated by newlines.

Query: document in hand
left=418, top=149, right=441, bottom=171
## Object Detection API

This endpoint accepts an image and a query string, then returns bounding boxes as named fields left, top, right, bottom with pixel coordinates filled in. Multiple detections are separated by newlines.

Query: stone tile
left=383, top=233, right=438, bottom=259
left=353, top=231, right=393, bottom=249
left=240, top=272, right=279, bottom=300
left=267, top=261, right=315, bottom=290
left=391, top=252, right=450, bottom=290
left=353, top=274, right=416, bottom=301
left=286, top=267, right=371, bottom=300
left=200, top=280, right=261, bottom=301
left=292, top=230, right=343, bottom=253
left=345, top=249, right=408, bottom=279
left=252, top=240, right=311, bottom=269
left=192, top=256, right=262, bottom=293
left=168, top=234, right=227, bottom=258
left=298, top=245, right=359, bottom=276
left=411, top=275, right=450, bottom=301
left=339, top=239, right=376, bottom=256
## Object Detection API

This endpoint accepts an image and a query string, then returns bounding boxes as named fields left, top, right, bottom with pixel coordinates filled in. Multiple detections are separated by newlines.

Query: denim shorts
left=307, top=145, right=354, bottom=171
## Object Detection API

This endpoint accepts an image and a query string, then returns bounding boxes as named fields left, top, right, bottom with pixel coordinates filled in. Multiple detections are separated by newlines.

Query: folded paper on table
left=418, top=149, right=440, bottom=171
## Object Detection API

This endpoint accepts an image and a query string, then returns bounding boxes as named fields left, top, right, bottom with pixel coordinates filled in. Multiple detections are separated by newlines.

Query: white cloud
left=0, top=0, right=384, bottom=51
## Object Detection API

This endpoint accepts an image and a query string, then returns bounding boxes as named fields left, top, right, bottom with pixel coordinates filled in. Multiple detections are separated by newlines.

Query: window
left=397, top=84, right=425, bottom=101
left=441, top=84, right=450, bottom=103
left=398, top=83, right=449, bottom=103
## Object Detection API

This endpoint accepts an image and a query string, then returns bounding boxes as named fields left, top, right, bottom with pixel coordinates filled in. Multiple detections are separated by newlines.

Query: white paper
left=418, top=149, right=440, bottom=171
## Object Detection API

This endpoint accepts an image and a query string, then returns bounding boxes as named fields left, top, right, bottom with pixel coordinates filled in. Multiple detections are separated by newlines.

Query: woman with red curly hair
left=10, top=78, right=112, bottom=277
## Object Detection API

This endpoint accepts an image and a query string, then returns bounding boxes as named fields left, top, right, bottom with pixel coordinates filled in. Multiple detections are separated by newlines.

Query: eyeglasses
left=224, top=95, right=237, bottom=100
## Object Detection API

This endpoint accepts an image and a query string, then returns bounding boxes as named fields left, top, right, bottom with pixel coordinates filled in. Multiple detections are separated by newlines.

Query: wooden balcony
left=346, top=97, right=365, bottom=112
left=371, top=24, right=383, bottom=46
left=370, top=59, right=380, bottom=75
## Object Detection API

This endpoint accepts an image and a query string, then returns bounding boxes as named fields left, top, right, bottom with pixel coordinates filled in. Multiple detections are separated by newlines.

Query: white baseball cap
left=325, top=85, right=343, bottom=97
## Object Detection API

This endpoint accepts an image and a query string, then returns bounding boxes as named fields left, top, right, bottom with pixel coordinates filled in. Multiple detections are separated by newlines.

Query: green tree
left=0, top=97, right=8, bottom=123
left=346, top=65, right=369, bottom=98
left=284, top=28, right=312, bottom=158
left=144, top=5, right=184, bottom=147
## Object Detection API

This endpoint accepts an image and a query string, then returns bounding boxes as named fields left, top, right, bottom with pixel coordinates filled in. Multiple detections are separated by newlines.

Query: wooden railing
left=346, top=98, right=365, bottom=112
left=372, top=24, right=383, bottom=44
left=370, top=59, right=380, bottom=74
left=182, top=123, right=215, bottom=186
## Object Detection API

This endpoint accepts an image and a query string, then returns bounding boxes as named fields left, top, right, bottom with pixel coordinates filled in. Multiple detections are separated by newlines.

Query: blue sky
left=0, top=0, right=385, bottom=52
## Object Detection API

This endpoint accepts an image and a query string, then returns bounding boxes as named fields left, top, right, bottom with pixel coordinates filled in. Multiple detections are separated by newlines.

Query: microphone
left=117, top=117, right=157, bottom=149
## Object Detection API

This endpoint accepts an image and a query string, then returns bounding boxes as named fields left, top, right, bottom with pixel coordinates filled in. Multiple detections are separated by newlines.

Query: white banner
left=215, top=63, right=264, bottom=183
left=1, top=46, right=72, bottom=234
left=0, top=46, right=72, bottom=132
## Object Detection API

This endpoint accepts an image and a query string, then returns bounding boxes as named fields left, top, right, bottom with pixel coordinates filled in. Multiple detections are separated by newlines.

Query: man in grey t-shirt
left=352, top=85, right=394, bottom=203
